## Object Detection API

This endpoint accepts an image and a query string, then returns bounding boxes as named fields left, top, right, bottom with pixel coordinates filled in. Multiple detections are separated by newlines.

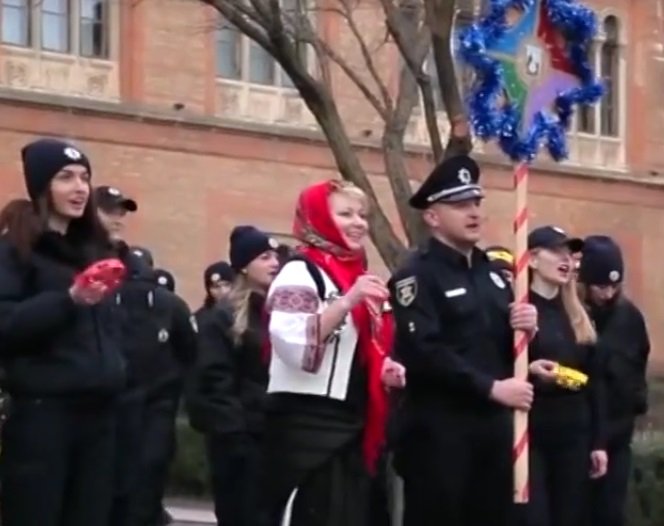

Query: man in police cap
left=95, top=185, right=138, bottom=241
left=94, top=186, right=197, bottom=526
left=389, top=155, right=538, bottom=526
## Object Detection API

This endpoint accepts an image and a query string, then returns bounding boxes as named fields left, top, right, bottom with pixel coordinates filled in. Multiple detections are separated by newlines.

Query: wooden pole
left=513, top=161, right=530, bottom=503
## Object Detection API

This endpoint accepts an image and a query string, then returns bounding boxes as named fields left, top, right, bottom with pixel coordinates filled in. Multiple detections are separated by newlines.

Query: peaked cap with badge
left=409, top=155, right=484, bottom=210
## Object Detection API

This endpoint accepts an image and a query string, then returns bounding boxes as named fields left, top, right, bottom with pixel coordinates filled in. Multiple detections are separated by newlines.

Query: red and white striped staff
left=513, top=161, right=530, bottom=503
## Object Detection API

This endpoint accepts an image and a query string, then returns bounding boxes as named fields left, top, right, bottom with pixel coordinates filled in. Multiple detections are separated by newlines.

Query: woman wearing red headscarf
left=264, top=180, right=405, bottom=526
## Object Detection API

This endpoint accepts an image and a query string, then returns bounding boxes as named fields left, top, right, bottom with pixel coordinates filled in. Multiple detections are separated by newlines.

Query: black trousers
left=1, top=396, right=116, bottom=526
left=130, top=394, right=179, bottom=526
left=206, top=433, right=267, bottom=526
left=283, top=441, right=370, bottom=526
left=527, top=434, right=591, bottom=526
left=398, top=407, right=513, bottom=526
left=590, top=440, right=632, bottom=526
left=110, top=389, right=146, bottom=526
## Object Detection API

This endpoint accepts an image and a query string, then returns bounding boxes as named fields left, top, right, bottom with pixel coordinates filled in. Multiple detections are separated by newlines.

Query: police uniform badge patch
left=458, top=168, right=472, bottom=185
left=490, top=271, right=506, bottom=289
left=64, top=147, right=82, bottom=160
left=395, top=276, right=417, bottom=307
left=158, top=328, right=170, bottom=343
left=189, top=315, right=199, bottom=333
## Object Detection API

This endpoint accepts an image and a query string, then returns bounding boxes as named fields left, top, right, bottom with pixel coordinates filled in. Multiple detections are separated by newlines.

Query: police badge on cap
left=409, top=155, right=483, bottom=210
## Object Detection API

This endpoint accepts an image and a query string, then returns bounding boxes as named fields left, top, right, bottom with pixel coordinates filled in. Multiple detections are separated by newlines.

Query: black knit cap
left=229, top=226, right=278, bottom=271
left=154, top=268, right=176, bottom=292
left=204, top=261, right=235, bottom=288
left=130, top=246, right=154, bottom=268
left=579, top=235, right=624, bottom=286
left=21, top=138, right=91, bottom=202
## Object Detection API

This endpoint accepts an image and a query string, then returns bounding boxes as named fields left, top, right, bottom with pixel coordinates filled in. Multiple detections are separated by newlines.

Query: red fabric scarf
left=293, top=180, right=391, bottom=474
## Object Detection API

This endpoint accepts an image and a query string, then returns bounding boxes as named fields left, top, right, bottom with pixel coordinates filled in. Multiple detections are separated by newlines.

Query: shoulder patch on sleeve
left=394, top=276, right=417, bottom=307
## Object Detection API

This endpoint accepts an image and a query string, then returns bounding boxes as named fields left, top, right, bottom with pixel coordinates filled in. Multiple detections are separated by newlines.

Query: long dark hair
left=0, top=190, right=112, bottom=261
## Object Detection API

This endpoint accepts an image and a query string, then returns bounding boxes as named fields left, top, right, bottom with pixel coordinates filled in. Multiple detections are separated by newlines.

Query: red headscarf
left=293, top=180, right=391, bottom=474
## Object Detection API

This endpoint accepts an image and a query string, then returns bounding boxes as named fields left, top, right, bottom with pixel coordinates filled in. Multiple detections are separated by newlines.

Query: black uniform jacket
left=389, top=238, right=514, bottom=412
left=0, top=232, right=126, bottom=397
left=187, top=293, right=269, bottom=436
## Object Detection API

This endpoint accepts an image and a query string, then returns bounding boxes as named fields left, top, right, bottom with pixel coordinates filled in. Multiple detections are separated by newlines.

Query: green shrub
left=167, top=417, right=211, bottom=497
left=627, top=431, right=664, bottom=526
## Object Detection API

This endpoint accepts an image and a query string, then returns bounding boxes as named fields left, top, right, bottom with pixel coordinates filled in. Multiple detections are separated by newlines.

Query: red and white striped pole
left=513, top=161, right=530, bottom=503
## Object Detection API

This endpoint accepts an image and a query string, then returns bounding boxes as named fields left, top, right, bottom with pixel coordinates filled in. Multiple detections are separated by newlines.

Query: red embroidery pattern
left=268, top=286, right=325, bottom=373
left=302, top=314, right=324, bottom=373
left=268, top=286, right=319, bottom=314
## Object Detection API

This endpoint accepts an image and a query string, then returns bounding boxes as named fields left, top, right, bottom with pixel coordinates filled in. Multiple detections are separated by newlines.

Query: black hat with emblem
left=409, top=155, right=483, bottom=210
left=528, top=226, right=584, bottom=253
left=229, top=226, right=278, bottom=272
left=579, top=235, right=624, bottom=286
left=94, top=185, right=138, bottom=213
left=204, top=261, right=235, bottom=288
left=130, top=246, right=154, bottom=268
left=21, top=138, right=92, bottom=202
left=154, top=268, right=176, bottom=292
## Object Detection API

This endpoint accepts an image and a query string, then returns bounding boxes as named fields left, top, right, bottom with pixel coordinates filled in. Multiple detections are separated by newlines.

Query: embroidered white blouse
left=266, top=259, right=359, bottom=400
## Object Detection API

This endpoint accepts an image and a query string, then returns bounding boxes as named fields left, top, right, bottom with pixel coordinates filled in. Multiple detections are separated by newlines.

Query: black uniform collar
left=426, top=237, right=487, bottom=269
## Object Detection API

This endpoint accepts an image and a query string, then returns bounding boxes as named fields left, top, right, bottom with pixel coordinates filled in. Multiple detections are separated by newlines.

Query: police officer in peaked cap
left=388, top=155, right=538, bottom=526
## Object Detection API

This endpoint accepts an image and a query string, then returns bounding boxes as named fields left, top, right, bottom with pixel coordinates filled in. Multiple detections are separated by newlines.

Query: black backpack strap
left=288, top=255, right=326, bottom=300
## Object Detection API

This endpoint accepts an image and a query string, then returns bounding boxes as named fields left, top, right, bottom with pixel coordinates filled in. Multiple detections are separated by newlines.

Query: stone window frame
left=0, top=0, right=112, bottom=60
left=575, top=12, right=626, bottom=139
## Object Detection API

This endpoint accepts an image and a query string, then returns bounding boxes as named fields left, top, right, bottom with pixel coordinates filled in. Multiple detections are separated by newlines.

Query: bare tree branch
left=425, top=0, right=473, bottom=158
left=379, top=0, right=444, bottom=160
left=201, top=0, right=476, bottom=265
left=338, top=0, right=393, bottom=112
left=315, top=38, right=389, bottom=119
left=203, top=0, right=274, bottom=51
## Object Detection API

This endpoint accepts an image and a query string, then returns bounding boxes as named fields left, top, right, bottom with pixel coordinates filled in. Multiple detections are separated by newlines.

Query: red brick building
left=1, top=0, right=664, bottom=365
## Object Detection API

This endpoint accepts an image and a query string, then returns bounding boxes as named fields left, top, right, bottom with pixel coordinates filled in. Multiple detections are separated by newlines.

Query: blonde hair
left=229, top=274, right=252, bottom=345
left=330, top=181, right=369, bottom=206
left=561, top=279, right=597, bottom=345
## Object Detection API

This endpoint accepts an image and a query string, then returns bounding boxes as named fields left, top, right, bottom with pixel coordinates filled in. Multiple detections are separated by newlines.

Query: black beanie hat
left=21, top=139, right=91, bottom=202
left=229, top=226, right=277, bottom=271
left=130, top=246, right=155, bottom=268
left=154, top=268, right=176, bottom=292
left=579, top=235, right=624, bottom=286
left=204, top=261, right=235, bottom=288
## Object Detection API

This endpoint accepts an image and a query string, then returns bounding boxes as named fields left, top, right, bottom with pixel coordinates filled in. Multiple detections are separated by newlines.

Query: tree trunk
left=425, top=0, right=473, bottom=159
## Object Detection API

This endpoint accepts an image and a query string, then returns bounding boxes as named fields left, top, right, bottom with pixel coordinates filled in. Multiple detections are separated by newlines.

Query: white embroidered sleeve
left=267, top=261, right=325, bottom=373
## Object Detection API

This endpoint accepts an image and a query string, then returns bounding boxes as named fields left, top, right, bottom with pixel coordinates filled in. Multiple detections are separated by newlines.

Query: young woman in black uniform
left=579, top=235, right=650, bottom=526
left=526, top=226, right=607, bottom=526
left=0, top=139, right=126, bottom=526
left=187, top=226, right=280, bottom=526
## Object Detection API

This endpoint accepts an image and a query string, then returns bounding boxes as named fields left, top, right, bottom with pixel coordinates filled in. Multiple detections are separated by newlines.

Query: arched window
left=576, top=15, right=621, bottom=137
left=600, top=15, right=620, bottom=137
left=577, top=43, right=596, bottom=133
